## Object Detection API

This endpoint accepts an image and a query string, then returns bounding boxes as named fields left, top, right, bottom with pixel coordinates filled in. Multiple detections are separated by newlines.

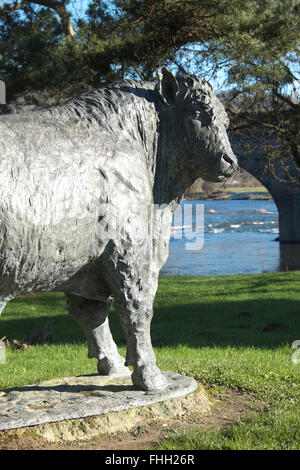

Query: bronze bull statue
left=0, top=68, right=238, bottom=390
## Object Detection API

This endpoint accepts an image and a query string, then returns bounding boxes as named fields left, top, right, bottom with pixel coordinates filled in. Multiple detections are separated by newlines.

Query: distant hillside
left=185, top=168, right=265, bottom=199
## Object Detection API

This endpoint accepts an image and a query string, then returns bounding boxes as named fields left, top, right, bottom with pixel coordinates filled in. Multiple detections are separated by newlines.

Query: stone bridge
left=230, top=127, right=300, bottom=245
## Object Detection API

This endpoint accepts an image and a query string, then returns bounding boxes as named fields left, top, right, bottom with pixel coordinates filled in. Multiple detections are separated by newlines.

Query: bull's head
left=156, top=67, right=239, bottom=185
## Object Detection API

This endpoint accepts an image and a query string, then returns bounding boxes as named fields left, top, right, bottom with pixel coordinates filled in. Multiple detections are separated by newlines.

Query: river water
left=161, top=199, right=300, bottom=276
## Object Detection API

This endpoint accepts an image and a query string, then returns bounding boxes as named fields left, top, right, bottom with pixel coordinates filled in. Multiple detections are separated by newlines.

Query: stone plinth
left=0, top=372, right=210, bottom=441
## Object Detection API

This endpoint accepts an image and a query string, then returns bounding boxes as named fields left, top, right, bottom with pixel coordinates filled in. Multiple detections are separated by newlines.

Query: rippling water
left=160, top=199, right=299, bottom=276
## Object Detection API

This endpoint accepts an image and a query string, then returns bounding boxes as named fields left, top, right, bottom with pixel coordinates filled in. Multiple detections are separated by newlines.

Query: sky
left=70, top=0, right=94, bottom=20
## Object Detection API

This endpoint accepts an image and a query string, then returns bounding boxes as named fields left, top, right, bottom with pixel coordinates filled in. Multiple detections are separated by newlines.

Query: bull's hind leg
left=65, top=293, right=130, bottom=376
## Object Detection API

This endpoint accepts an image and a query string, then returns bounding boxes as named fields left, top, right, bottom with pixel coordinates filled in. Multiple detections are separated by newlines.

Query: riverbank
left=185, top=188, right=272, bottom=201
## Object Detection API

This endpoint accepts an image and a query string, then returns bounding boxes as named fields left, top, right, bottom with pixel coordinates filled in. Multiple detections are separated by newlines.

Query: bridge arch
left=230, top=130, right=300, bottom=244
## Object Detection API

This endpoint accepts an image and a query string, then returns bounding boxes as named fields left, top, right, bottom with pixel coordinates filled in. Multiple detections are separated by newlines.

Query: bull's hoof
left=132, top=365, right=169, bottom=391
left=97, top=357, right=131, bottom=376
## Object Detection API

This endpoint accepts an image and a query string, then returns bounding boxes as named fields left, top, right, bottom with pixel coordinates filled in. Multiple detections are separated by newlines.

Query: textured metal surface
left=0, top=68, right=238, bottom=390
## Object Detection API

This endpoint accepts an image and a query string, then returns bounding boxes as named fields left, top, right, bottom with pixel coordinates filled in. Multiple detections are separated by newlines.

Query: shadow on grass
left=1, top=296, right=299, bottom=350
left=150, top=298, right=300, bottom=349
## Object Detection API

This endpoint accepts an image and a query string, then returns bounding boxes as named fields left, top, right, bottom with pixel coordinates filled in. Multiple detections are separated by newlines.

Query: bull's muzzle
left=223, top=154, right=240, bottom=174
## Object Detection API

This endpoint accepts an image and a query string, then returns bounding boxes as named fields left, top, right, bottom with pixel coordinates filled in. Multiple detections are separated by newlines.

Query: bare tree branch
left=28, top=0, right=74, bottom=37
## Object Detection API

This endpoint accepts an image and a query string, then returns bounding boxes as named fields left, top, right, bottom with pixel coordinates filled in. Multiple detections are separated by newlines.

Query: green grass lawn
left=225, top=186, right=268, bottom=193
left=0, top=271, right=299, bottom=449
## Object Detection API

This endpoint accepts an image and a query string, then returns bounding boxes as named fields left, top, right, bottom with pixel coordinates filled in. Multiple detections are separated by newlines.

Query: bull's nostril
left=222, top=155, right=240, bottom=173
left=223, top=155, right=233, bottom=165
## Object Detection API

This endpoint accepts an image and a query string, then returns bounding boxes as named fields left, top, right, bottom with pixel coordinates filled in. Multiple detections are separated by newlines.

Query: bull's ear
left=156, top=67, right=179, bottom=106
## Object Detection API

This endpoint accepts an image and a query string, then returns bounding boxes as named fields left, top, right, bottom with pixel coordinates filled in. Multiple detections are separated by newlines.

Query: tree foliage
left=0, top=0, right=299, bottom=163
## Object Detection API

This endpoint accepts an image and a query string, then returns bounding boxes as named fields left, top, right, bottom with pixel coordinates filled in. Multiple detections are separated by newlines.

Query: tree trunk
left=29, top=0, right=75, bottom=37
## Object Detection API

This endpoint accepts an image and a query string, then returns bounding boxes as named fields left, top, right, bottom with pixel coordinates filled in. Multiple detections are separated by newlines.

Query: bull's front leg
left=113, top=288, right=168, bottom=391
left=100, top=206, right=171, bottom=390
left=65, top=293, right=130, bottom=376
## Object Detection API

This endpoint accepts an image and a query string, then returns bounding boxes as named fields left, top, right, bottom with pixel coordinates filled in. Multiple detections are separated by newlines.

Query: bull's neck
left=154, top=105, right=195, bottom=205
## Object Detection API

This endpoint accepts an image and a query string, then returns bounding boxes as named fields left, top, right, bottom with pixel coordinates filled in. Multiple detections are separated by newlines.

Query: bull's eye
left=185, top=116, right=204, bottom=138
left=192, top=110, right=212, bottom=128
left=193, top=111, right=201, bottom=120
